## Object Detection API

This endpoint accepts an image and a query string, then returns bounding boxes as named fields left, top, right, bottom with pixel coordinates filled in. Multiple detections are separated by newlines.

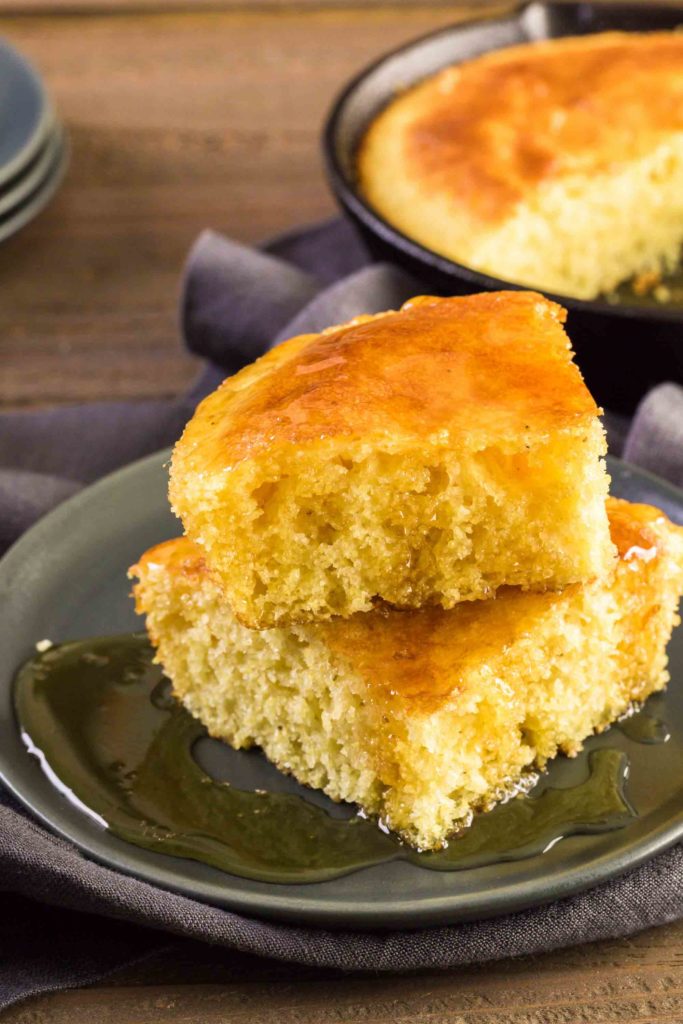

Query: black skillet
left=323, top=2, right=683, bottom=414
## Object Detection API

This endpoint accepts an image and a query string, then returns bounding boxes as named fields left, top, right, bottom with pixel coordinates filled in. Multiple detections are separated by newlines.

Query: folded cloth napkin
left=1, top=217, right=683, bottom=1012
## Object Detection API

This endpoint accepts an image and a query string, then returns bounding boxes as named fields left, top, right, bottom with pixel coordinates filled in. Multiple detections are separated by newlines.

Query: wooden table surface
left=0, top=0, right=512, bottom=411
left=2, top=1, right=683, bottom=1021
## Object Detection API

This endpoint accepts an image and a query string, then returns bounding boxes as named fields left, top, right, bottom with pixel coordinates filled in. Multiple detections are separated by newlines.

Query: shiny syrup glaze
left=387, top=33, right=683, bottom=224
left=607, top=497, right=666, bottom=560
left=170, top=292, right=598, bottom=486
left=15, top=634, right=636, bottom=884
left=619, top=699, right=671, bottom=746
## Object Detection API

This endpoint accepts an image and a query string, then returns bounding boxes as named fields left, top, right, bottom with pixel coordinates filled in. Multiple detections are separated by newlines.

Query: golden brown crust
left=360, top=31, right=683, bottom=226
left=130, top=537, right=209, bottom=585
left=131, top=499, right=683, bottom=713
left=170, top=292, right=597, bottom=490
left=323, top=499, right=683, bottom=711
left=606, top=496, right=668, bottom=560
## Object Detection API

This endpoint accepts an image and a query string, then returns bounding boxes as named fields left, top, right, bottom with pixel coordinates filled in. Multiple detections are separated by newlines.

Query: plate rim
left=0, top=125, right=68, bottom=245
left=0, top=124, right=64, bottom=217
left=1, top=448, right=683, bottom=930
left=0, top=37, right=55, bottom=189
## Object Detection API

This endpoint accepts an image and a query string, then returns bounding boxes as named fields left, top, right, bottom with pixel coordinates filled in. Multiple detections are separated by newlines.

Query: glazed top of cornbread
left=359, top=32, right=683, bottom=226
left=133, top=498, right=681, bottom=714
left=171, top=293, right=598, bottom=476
left=317, top=500, right=677, bottom=711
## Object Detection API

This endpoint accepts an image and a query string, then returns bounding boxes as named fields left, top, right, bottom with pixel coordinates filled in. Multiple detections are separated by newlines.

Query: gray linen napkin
left=1, top=218, right=683, bottom=1011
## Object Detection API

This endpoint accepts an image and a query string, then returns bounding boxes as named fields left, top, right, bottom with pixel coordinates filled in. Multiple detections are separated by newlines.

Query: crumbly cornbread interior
left=170, top=292, right=613, bottom=629
left=131, top=499, right=683, bottom=851
left=358, top=32, right=683, bottom=300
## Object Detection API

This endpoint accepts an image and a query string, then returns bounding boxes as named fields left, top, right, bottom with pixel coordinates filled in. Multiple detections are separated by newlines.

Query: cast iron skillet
left=323, top=1, right=683, bottom=415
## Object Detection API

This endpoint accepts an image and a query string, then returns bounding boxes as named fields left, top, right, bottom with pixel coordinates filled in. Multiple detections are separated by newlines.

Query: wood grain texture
left=0, top=0, right=495, bottom=11
left=6, top=919, right=683, bottom=1022
left=0, top=3, right=507, bottom=409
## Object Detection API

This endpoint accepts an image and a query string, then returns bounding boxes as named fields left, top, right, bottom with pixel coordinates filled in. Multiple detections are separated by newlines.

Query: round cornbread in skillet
left=170, top=292, right=612, bottom=629
left=359, top=31, right=683, bottom=300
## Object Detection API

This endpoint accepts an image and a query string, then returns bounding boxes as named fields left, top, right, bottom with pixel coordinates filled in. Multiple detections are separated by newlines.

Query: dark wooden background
left=0, top=0, right=506, bottom=411
left=2, top=1, right=683, bottom=1020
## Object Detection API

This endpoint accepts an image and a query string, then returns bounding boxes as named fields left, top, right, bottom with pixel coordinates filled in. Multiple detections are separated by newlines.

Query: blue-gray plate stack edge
left=0, top=36, right=68, bottom=243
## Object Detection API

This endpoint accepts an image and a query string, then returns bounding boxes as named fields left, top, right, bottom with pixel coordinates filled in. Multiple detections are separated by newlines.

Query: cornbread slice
left=359, top=32, right=683, bottom=300
left=131, top=498, right=683, bottom=851
left=170, top=292, right=613, bottom=629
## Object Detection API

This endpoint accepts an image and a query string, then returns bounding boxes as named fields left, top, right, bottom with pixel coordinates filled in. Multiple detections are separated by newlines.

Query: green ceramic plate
left=0, top=450, right=682, bottom=929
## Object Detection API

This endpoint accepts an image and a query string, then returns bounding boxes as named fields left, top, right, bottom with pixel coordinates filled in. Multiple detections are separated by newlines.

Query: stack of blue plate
left=0, top=37, right=67, bottom=244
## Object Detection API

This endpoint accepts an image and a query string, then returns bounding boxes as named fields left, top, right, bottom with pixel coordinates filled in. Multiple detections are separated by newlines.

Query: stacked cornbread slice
left=167, top=292, right=612, bottom=627
left=132, top=292, right=683, bottom=851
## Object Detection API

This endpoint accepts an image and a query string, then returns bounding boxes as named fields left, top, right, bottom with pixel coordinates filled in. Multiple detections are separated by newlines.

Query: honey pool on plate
left=13, top=633, right=660, bottom=885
